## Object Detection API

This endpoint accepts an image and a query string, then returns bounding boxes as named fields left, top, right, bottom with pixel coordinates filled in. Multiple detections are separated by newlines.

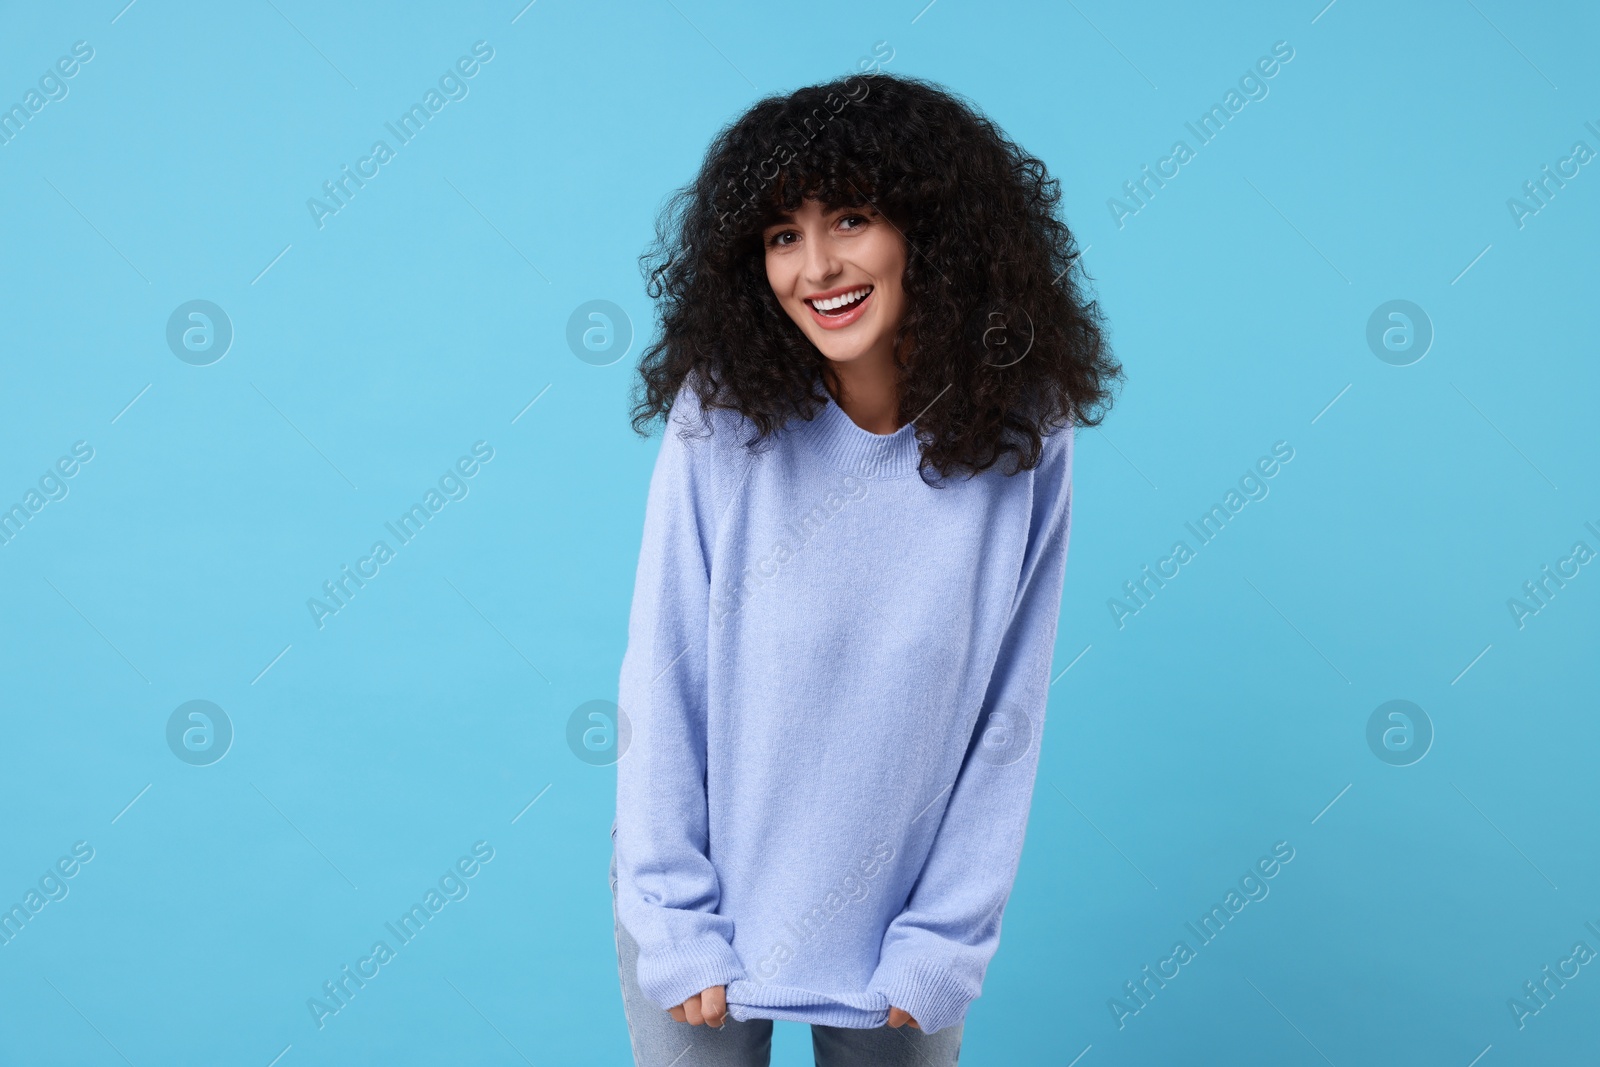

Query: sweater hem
left=723, top=976, right=891, bottom=1029
left=725, top=1000, right=891, bottom=1029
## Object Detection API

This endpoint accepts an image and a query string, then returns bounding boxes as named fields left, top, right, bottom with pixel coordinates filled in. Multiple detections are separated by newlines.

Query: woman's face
left=762, top=197, right=907, bottom=370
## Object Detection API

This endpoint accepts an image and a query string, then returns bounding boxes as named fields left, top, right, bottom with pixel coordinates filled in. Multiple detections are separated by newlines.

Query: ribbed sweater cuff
left=636, top=934, right=747, bottom=1012
left=873, top=956, right=977, bottom=1035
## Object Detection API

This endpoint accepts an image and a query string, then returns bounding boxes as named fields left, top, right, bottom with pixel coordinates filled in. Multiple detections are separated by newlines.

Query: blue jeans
left=611, top=850, right=963, bottom=1067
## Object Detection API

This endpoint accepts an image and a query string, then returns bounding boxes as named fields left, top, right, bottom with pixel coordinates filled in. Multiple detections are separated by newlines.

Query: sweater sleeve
left=867, top=424, right=1075, bottom=1035
left=613, top=384, right=748, bottom=1012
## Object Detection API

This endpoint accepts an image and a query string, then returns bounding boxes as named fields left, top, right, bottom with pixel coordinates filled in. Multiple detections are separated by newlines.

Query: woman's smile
left=805, top=284, right=875, bottom=329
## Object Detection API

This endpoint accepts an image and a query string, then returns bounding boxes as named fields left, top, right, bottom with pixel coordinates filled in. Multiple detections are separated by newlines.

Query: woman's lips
left=805, top=288, right=874, bottom=330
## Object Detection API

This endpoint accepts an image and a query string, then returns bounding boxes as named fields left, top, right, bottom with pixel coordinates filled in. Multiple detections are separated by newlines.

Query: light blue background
left=2, top=1, right=1596, bottom=1064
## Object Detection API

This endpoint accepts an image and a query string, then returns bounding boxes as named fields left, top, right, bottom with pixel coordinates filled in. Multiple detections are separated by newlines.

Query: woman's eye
left=840, top=215, right=868, bottom=230
left=767, top=231, right=796, bottom=247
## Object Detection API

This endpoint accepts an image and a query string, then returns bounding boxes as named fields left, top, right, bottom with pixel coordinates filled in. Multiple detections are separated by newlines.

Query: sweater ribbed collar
left=790, top=392, right=925, bottom=479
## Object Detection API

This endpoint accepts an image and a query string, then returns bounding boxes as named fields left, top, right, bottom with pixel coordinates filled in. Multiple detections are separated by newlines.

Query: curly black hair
left=630, top=70, right=1123, bottom=482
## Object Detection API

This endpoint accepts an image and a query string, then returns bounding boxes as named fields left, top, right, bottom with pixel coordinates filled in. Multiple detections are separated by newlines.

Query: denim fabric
left=611, top=849, right=963, bottom=1067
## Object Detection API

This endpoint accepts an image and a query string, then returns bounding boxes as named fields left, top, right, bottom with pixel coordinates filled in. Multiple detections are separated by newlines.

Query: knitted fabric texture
left=613, top=381, right=1074, bottom=1034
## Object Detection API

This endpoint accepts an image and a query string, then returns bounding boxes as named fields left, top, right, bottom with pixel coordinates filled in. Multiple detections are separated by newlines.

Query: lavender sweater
left=612, top=380, right=1074, bottom=1034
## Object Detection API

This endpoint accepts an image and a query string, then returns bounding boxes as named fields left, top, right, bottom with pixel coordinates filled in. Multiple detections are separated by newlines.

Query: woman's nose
left=802, top=235, right=840, bottom=284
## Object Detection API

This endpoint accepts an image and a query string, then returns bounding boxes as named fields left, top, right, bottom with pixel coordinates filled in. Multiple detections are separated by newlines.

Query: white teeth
left=810, top=287, right=871, bottom=311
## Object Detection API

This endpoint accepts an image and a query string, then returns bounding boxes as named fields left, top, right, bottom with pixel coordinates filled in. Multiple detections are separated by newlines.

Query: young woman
left=610, top=71, right=1121, bottom=1066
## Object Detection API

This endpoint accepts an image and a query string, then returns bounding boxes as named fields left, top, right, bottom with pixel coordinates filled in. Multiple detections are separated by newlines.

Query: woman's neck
left=824, top=366, right=903, bottom=435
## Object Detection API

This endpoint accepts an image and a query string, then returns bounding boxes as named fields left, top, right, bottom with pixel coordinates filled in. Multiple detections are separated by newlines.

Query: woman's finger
left=701, top=985, right=728, bottom=1028
left=887, top=1006, right=921, bottom=1029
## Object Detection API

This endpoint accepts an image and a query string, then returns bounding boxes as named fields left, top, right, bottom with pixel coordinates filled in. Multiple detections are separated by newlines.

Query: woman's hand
left=670, top=985, right=728, bottom=1027
left=887, top=1006, right=921, bottom=1029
